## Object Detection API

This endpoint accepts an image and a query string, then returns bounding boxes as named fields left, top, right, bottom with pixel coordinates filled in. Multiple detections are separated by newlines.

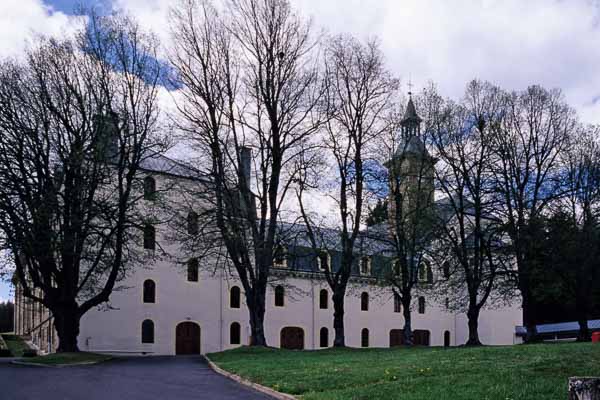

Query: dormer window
left=443, top=261, right=451, bottom=279
left=273, top=245, right=287, bottom=268
left=393, top=259, right=402, bottom=278
left=419, top=261, right=433, bottom=284
left=317, top=251, right=331, bottom=272
left=360, top=257, right=371, bottom=276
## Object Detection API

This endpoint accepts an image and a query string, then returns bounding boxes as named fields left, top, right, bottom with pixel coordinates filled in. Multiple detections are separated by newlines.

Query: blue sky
left=46, top=0, right=81, bottom=14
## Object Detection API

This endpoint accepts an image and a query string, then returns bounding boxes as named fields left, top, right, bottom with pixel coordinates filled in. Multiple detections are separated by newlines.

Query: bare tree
left=0, top=11, right=163, bottom=351
left=491, top=85, right=576, bottom=342
left=428, top=81, right=510, bottom=346
left=296, top=35, right=398, bottom=347
left=169, top=0, right=322, bottom=346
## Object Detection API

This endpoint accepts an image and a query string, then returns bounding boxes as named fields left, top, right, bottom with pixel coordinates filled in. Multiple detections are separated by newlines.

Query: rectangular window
left=418, top=297, right=426, bottom=314
left=143, top=224, right=155, bottom=250
left=394, top=293, right=401, bottom=313
left=187, top=258, right=199, bottom=282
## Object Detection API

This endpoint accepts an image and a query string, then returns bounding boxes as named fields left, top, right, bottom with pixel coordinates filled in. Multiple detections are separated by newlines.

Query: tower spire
left=400, top=87, right=421, bottom=139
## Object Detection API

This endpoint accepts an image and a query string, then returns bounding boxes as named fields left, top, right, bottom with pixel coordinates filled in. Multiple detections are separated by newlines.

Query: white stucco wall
left=79, top=256, right=523, bottom=354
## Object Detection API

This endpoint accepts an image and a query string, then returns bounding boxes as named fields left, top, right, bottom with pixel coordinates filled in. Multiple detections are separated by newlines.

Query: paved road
left=0, top=356, right=274, bottom=400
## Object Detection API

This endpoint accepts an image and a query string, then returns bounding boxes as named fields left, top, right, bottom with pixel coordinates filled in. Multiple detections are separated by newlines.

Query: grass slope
left=1, top=334, right=29, bottom=357
left=208, top=343, right=600, bottom=400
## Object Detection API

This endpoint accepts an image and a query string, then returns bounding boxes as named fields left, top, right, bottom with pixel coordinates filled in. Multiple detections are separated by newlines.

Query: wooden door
left=413, top=330, right=430, bottom=346
left=389, top=329, right=404, bottom=347
left=176, top=322, right=201, bottom=355
left=444, top=331, right=451, bottom=347
left=280, top=327, right=304, bottom=350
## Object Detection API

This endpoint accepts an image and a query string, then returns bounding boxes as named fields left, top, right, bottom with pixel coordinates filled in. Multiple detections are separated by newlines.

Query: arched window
left=141, top=319, right=154, bottom=343
left=275, top=285, right=285, bottom=307
left=230, top=286, right=241, bottom=309
left=143, top=280, right=155, bottom=303
left=187, top=211, right=199, bottom=235
left=360, top=292, right=369, bottom=311
left=361, top=328, right=369, bottom=348
left=444, top=330, right=451, bottom=347
left=143, top=176, right=156, bottom=200
left=187, top=258, right=199, bottom=282
left=319, top=289, right=328, bottom=310
left=418, top=296, right=426, bottom=314
left=143, top=224, right=155, bottom=250
left=230, top=322, right=241, bottom=345
left=393, top=292, right=401, bottom=313
left=319, top=327, right=328, bottom=348
left=419, top=261, right=433, bottom=284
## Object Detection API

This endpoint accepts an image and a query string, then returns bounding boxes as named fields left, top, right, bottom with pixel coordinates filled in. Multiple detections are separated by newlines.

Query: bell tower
left=385, top=94, right=435, bottom=235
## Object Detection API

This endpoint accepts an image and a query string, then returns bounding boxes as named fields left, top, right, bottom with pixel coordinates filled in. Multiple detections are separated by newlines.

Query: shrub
left=22, top=349, right=38, bottom=357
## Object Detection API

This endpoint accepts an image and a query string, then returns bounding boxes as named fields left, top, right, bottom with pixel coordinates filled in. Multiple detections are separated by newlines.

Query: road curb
left=204, top=356, right=296, bottom=400
left=11, top=359, right=111, bottom=368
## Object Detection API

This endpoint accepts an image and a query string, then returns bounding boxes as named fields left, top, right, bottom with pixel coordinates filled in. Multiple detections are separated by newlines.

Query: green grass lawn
left=1, top=334, right=30, bottom=357
left=208, top=343, right=600, bottom=400
left=19, top=352, right=113, bottom=365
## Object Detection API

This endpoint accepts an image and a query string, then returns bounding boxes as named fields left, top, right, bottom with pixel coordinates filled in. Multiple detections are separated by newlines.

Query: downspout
left=311, top=279, right=315, bottom=349
left=219, top=268, right=224, bottom=351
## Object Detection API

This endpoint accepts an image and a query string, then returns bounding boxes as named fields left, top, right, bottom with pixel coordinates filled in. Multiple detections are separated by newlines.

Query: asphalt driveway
left=0, top=356, right=274, bottom=400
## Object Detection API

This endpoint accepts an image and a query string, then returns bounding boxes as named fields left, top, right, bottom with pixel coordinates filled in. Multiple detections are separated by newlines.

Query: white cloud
left=4, top=0, right=600, bottom=120
left=111, top=0, right=600, bottom=123
left=0, top=0, right=80, bottom=58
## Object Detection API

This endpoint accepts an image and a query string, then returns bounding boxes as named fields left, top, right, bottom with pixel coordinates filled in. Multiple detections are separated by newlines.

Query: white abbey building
left=13, top=100, right=523, bottom=355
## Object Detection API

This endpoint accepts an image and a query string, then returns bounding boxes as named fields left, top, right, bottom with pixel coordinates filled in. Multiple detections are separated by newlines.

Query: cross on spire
left=407, top=74, right=414, bottom=97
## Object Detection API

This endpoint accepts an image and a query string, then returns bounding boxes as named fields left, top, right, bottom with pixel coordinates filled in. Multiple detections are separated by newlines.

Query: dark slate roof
left=394, top=135, right=431, bottom=158
left=139, top=152, right=207, bottom=180
left=278, top=222, right=392, bottom=256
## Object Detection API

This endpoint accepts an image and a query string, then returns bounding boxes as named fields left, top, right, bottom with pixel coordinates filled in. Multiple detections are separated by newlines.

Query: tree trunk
left=520, top=281, right=539, bottom=343
left=577, top=317, right=590, bottom=342
left=332, top=287, right=346, bottom=347
left=247, top=288, right=267, bottom=347
left=576, top=295, right=591, bottom=342
left=402, top=295, right=413, bottom=346
left=465, top=306, right=482, bottom=346
left=53, top=305, right=81, bottom=353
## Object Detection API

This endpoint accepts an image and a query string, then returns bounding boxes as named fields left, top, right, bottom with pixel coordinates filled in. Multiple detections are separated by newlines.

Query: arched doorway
left=280, top=327, right=304, bottom=350
left=176, top=322, right=201, bottom=355
left=444, top=330, right=451, bottom=347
